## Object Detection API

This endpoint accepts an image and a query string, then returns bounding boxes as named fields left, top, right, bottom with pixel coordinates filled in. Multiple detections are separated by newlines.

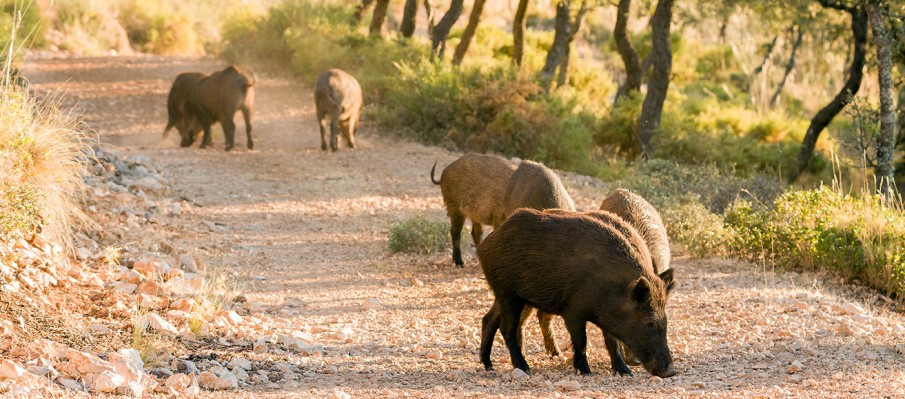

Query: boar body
left=431, top=154, right=516, bottom=266
left=478, top=208, right=676, bottom=377
left=314, top=69, right=363, bottom=152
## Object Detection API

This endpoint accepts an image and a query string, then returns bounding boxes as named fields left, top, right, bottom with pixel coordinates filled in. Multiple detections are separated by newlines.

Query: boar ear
left=659, top=268, right=675, bottom=295
left=631, top=277, right=652, bottom=305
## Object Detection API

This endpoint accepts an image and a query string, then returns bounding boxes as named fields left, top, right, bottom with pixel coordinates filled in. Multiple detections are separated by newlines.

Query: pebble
left=788, top=360, right=804, bottom=374
left=0, top=359, right=26, bottom=380
left=361, top=298, right=384, bottom=310
left=426, top=349, right=443, bottom=360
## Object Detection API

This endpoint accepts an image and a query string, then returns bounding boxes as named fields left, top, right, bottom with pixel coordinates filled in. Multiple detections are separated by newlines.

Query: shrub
left=388, top=215, right=449, bottom=255
left=0, top=83, right=87, bottom=246
left=724, top=186, right=905, bottom=297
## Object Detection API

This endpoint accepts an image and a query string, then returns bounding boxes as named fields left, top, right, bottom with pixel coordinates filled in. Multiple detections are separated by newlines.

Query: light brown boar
left=500, top=160, right=576, bottom=357
left=430, top=154, right=516, bottom=267
left=314, top=69, right=363, bottom=152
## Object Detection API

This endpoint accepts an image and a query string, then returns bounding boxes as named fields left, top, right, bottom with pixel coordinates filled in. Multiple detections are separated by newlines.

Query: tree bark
left=636, top=0, right=674, bottom=158
left=791, top=3, right=867, bottom=182
left=369, top=0, right=391, bottom=36
left=424, top=0, right=436, bottom=36
left=452, top=0, right=488, bottom=65
left=401, top=0, right=418, bottom=38
left=353, top=0, right=376, bottom=25
left=770, top=25, right=804, bottom=107
left=865, top=0, right=896, bottom=196
left=556, top=0, right=591, bottom=87
left=613, top=0, right=642, bottom=104
left=512, top=0, right=530, bottom=66
left=430, top=0, right=464, bottom=61
left=541, top=1, right=571, bottom=89
left=752, top=35, right=778, bottom=76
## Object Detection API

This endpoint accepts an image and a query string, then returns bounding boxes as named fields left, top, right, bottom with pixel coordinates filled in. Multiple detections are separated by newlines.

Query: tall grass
left=0, top=12, right=88, bottom=248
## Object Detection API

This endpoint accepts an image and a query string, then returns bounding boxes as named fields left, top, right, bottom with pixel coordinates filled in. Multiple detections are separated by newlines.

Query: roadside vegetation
left=3, top=0, right=904, bottom=298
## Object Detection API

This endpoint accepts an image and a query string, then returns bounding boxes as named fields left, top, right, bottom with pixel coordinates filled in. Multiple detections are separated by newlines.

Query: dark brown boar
left=501, top=160, right=576, bottom=357
left=164, top=66, right=255, bottom=151
left=314, top=69, right=363, bottom=152
left=164, top=72, right=204, bottom=148
left=478, top=208, right=676, bottom=377
left=431, top=154, right=516, bottom=267
left=599, top=189, right=672, bottom=367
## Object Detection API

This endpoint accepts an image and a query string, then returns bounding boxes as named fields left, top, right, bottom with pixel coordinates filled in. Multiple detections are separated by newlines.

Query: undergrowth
left=388, top=215, right=449, bottom=255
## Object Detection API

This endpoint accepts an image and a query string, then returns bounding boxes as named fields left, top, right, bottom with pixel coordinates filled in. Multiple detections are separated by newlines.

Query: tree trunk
left=353, top=0, right=376, bottom=25
left=791, top=4, right=867, bottom=182
left=430, top=0, right=464, bottom=61
left=636, top=0, right=674, bottom=157
left=424, top=0, right=436, bottom=36
left=556, top=0, right=591, bottom=88
left=452, top=0, right=488, bottom=65
left=752, top=35, right=778, bottom=76
left=512, top=0, right=530, bottom=66
left=770, top=25, right=803, bottom=107
left=369, top=0, right=391, bottom=36
left=613, top=0, right=642, bottom=104
left=401, top=0, right=418, bottom=38
left=541, top=1, right=571, bottom=89
left=865, top=0, right=897, bottom=196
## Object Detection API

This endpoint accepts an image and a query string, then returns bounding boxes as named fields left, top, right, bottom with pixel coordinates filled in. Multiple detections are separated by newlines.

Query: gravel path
left=24, top=54, right=905, bottom=398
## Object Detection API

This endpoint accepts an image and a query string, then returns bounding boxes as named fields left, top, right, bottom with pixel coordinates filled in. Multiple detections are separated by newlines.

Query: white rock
left=113, top=282, right=137, bottom=295
left=165, top=373, right=191, bottom=392
left=178, top=254, right=199, bottom=273
left=0, top=359, right=26, bottom=380
left=65, top=349, right=116, bottom=376
left=58, top=377, right=83, bottom=391
left=89, top=370, right=125, bottom=392
left=511, top=368, right=529, bottom=380
left=554, top=379, right=581, bottom=391
left=198, top=367, right=238, bottom=390
left=787, top=360, right=804, bottom=374
left=426, top=349, right=442, bottom=360
left=89, top=324, right=112, bottom=334
left=332, top=388, right=352, bottom=399
left=109, top=349, right=144, bottom=384
left=233, top=367, right=249, bottom=382
left=833, top=301, right=865, bottom=315
left=143, top=313, right=179, bottom=335
left=361, top=298, right=383, bottom=310
left=336, top=327, right=354, bottom=342
left=226, top=357, right=253, bottom=371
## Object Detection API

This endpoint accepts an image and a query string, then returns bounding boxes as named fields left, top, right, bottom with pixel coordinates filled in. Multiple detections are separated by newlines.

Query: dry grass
left=0, top=18, right=88, bottom=249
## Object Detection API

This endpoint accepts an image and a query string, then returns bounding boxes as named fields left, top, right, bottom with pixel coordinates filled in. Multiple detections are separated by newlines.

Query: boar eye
left=646, top=321, right=654, bottom=328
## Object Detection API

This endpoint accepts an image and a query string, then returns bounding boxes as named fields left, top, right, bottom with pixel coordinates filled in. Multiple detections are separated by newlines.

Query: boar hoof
left=612, top=366, right=633, bottom=377
left=224, top=145, right=234, bottom=152
left=321, top=143, right=328, bottom=151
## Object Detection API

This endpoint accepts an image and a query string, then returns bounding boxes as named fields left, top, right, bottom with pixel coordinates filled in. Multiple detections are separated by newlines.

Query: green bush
left=724, top=186, right=905, bottom=297
left=388, top=215, right=450, bottom=255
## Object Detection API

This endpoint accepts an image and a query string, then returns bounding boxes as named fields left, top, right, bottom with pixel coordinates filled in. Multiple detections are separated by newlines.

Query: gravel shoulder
left=23, top=54, right=905, bottom=398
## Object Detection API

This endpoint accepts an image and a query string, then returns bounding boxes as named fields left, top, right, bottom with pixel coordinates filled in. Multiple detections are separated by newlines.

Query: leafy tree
left=452, top=0, right=488, bottom=65
left=865, top=0, right=896, bottom=196
left=636, top=0, right=675, bottom=157
left=431, top=0, right=464, bottom=60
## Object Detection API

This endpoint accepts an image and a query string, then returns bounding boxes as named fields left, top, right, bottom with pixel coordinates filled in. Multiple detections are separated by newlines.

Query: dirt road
left=24, top=55, right=905, bottom=398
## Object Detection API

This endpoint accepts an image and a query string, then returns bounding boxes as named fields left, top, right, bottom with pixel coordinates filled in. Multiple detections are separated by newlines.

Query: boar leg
left=341, top=118, right=356, bottom=149
left=449, top=212, right=466, bottom=267
left=470, top=223, right=483, bottom=247
left=620, top=342, right=642, bottom=366
left=536, top=311, right=562, bottom=358
left=480, top=302, right=501, bottom=371
left=222, top=117, right=237, bottom=152
left=199, top=123, right=213, bottom=149
left=499, top=300, right=531, bottom=374
left=564, top=317, right=592, bottom=375
left=317, top=109, right=329, bottom=151
left=241, top=106, right=253, bottom=150
left=603, top=332, right=633, bottom=376
left=329, top=113, right=340, bottom=152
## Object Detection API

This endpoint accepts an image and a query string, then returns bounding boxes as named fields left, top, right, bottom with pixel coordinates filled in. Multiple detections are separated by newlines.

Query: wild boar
left=478, top=208, right=676, bottom=377
left=164, top=66, right=255, bottom=151
left=431, top=154, right=516, bottom=267
left=599, top=189, right=670, bottom=273
left=599, top=189, right=672, bottom=367
left=314, top=69, right=363, bottom=152
left=164, top=72, right=204, bottom=148
left=501, top=160, right=576, bottom=357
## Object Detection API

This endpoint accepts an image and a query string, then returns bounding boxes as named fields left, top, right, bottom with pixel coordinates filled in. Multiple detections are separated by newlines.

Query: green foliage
left=388, top=215, right=450, bottom=255
left=723, top=186, right=905, bottom=297
left=0, top=2, right=45, bottom=52
left=0, top=183, right=42, bottom=242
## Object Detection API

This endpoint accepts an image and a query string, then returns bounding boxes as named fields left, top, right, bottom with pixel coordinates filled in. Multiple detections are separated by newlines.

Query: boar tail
left=430, top=161, right=441, bottom=185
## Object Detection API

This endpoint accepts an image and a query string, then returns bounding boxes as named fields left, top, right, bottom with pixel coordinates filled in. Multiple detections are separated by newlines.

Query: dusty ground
left=23, top=54, right=905, bottom=398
